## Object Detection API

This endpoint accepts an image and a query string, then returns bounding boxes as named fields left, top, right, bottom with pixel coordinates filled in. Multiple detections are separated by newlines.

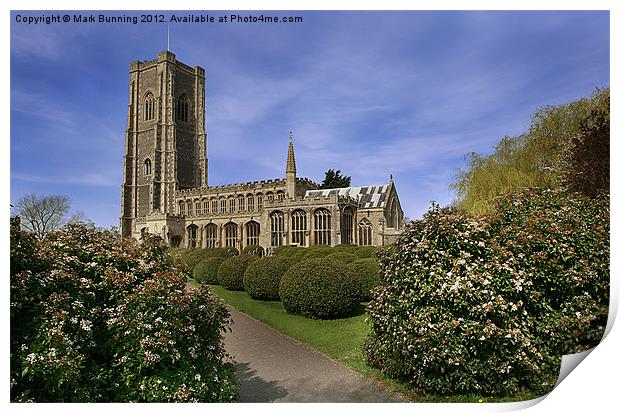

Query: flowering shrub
left=193, top=257, right=226, bottom=285
left=347, top=258, right=381, bottom=301
left=10, top=223, right=238, bottom=402
left=365, top=190, right=609, bottom=397
left=279, top=258, right=361, bottom=319
left=217, top=255, right=259, bottom=291
left=243, top=256, right=294, bottom=301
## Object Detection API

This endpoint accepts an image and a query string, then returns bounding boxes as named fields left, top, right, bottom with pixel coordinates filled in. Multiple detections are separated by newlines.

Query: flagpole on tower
left=167, top=25, right=170, bottom=51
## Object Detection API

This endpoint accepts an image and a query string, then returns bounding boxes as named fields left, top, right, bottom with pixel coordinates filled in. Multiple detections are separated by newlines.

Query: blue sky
left=10, top=10, right=609, bottom=228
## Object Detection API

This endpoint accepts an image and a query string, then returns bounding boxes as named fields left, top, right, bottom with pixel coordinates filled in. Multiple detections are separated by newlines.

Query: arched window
left=224, top=222, right=238, bottom=249
left=270, top=211, right=284, bottom=247
left=247, top=194, right=255, bottom=211
left=246, top=221, right=260, bottom=246
left=179, top=201, right=186, bottom=216
left=358, top=219, right=373, bottom=246
left=228, top=196, right=236, bottom=213
left=144, top=92, right=155, bottom=121
left=187, top=224, right=198, bottom=249
left=195, top=200, right=202, bottom=216
left=291, top=209, right=307, bottom=246
left=266, top=191, right=274, bottom=202
left=238, top=195, right=245, bottom=212
left=211, top=197, right=218, bottom=214
left=341, top=206, right=354, bottom=245
left=175, top=94, right=189, bottom=122
left=277, top=191, right=285, bottom=202
left=220, top=197, right=227, bottom=213
left=314, top=208, right=332, bottom=246
left=203, top=198, right=209, bottom=215
left=144, top=158, right=152, bottom=176
left=186, top=200, right=193, bottom=217
left=256, top=193, right=263, bottom=210
left=204, top=223, right=218, bottom=248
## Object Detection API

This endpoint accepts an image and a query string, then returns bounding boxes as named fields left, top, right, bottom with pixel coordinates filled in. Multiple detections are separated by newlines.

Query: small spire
left=390, top=173, right=393, bottom=183
left=286, top=131, right=297, bottom=174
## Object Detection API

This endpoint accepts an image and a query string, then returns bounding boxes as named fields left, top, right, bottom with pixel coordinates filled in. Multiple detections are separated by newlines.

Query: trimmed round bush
left=193, top=257, right=226, bottom=284
left=347, top=258, right=380, bottom=301
left=300, top=246, right=333, bottom=260
left=353, top=246, right=377, bottom=259
left=217, top=255, right=260, bottom=291
left=243, top=256, right=294, bottom=300
left=183, top=247, right=239, bottom=270
left=325, top=252, right=358, bottom=264
left=242, top=244, right=265, bottom=257
left=279, top=258, right=361, bottom=319
left=273, top=245, right=299, bottom=257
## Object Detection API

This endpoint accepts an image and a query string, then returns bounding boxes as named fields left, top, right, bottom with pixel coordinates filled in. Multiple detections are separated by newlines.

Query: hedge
left=325, top=252, right=358, bottom=264
left=347, top=258, right=381, bottom=301
left=243, top=256, right=295, bottom=300
left=193, top=257, right=226, bottom=285
left=242, top=244, right=265, bottom=257
left=182, top=247, right=239, bottom=270
left=279, top=258, right=361, bottom=319
left=217, top=255, right=260, bottom=291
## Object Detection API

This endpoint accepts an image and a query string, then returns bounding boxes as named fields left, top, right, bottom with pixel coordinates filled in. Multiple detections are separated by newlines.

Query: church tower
left=120, top=51, right=207, bottom=237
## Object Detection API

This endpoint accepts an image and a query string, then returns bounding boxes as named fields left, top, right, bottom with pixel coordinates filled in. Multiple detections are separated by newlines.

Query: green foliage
left=272, top=245, right=300, bottom=257
left=10, top=224, right=237, bottom=402
left=451, top=87, right=609, bottom=215
left=183, top=247, right=239, bottom=270
left=243, top=256, right=295, bottom=301
left=193, top=257, right=226, bottom=284
left=242, top=244, right=265, bottom=257
left=347, top=258, right=381, bottom=301
left=298, top=246, right=333, bottom=260
left=353, top=246, right=378, bottom=259
left=491, top=188, right=609, bottom=353
left=325, top=252, right=358, bottom=264
left=279, top=258, right=361, bottom=319
left=364, top=204, right=558, bottom=396
left=217, top=255, right=260, bottom=291
left=563, top=92, right=610, bottom=198
left=320, top=168, right=351, bottom=189
left=365, top=190, right=609, bottom=396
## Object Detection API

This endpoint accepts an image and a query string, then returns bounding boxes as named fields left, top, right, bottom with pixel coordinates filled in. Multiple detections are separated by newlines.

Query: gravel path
left=223, top=307, right=406, bottom=403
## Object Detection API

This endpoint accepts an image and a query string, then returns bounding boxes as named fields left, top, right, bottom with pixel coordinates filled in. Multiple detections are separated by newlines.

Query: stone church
left=120, top=51, right=405, bottom=251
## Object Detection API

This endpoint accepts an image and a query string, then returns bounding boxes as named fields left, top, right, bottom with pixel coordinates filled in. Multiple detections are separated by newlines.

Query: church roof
left=304, top=184, right=391, bottom=209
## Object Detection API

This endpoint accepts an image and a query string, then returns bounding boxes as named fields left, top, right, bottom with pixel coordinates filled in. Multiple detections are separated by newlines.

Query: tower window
left=175, top=95, right=189, bottom=122
left=144, top=92, right=155, bottom=121
left=144, top=158, right=152, bottom=176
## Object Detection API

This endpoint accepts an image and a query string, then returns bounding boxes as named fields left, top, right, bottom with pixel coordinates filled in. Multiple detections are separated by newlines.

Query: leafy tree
left=563, top=93, right=610, bottom=198
left=320, top=169, right=351, bottom=189
left=451, top=87, right=609, bottom=215
left=13, top=194, right=70, bottom=239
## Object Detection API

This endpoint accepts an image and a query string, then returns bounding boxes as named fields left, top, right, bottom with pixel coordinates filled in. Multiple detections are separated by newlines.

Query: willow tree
left=452, top=87, right=609, bottom=216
